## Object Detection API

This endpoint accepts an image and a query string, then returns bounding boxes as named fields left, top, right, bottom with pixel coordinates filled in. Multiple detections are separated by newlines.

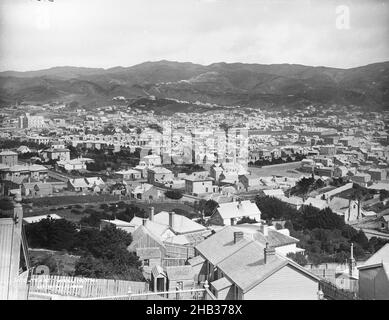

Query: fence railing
left=320, top=280, right=360, bottom=300
left=28, top=275, right=149, bottom=299
left=129, top=281, right=216, bottom=301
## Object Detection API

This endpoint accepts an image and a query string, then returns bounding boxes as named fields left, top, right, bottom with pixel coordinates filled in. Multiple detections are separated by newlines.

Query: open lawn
left=249, top=162, right=308, bottom=178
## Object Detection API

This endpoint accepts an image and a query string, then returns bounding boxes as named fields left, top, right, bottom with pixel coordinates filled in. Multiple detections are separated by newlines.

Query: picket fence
left=29, top=275, right=149, bottom=299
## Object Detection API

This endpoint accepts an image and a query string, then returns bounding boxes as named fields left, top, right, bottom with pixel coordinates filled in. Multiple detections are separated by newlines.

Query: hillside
left=1, top=60, right=388, bottom=110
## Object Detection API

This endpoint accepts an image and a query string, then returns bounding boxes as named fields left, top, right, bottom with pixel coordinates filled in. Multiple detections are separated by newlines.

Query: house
left=85, top=177, right=105, bottom=191
left=185, top=176, right=215, bottom=195
left=42, top=144, right=70, bottom=161
left=209, top=200, right=261, bottom=226
left=367, top=169, right=387, bottom=181
left=239, top=175, right=264, bottom=191
left=0, top=164, right=48, bottom=183
left=16, top=146, right=31, bottom=154
left=127, top=223, right=167, bottom=257
left=57, top=157, right=93, bottom=172
left=147, top=167, right=174, bottom=185
left=0, top=150, right=18, bottom=167
left=116, top=169, right=142, bottom=181
left=129, top=210, right=210, bottom=247
left=141, top=154, right=162, bottom=167
left=194, top=226, right=321, bottom=300
left=350, top=173, right=371, bottom=187
left=314, top=166, right=334, bottom=178
left=358, top=244, right=389, bottom=300
left=334, top=166, right=349, bottom=178
left=67, top=178, right=89, bottom=192
left=131, top=183, right=164, bottom=201
left=153, top=211, right=207, bottom=236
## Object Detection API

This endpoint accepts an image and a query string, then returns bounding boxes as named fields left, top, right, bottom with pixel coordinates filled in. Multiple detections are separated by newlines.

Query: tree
left=286, top=252, right=308, bottom=266
left=25, top=218, right=78, bottom=251
left=165, top=190, right=183, bottom=200
left=73, top=225, right=144, bottom=281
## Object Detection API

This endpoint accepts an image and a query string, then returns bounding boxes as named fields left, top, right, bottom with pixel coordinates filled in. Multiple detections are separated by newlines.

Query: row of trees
left=255, top=195, right=389, bottom=265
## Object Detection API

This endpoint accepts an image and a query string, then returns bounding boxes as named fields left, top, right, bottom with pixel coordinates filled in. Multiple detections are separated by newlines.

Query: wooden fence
left=28, top=275, right=149, bottom=299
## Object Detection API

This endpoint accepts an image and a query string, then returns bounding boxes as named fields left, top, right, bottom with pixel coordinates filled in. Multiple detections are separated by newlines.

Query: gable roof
left=196, top=226, right=318, bottom=293
left=153, top=211, right=207, bottom=234
left=215, top=200, right=261, bottom=220
left=195, top=226, right=252, bottom=265
left=232, top=224, right=299, bottom=248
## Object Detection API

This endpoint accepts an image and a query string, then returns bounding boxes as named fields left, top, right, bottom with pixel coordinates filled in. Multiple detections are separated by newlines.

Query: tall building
left=19, top=113, right=45, bottom=129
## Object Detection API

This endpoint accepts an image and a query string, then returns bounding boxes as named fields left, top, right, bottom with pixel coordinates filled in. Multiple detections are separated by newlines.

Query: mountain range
left=1, top=60, right=388, bottom=111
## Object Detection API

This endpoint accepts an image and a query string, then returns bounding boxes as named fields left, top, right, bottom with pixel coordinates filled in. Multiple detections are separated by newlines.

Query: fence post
left=128, top=287, right=132, bottom=300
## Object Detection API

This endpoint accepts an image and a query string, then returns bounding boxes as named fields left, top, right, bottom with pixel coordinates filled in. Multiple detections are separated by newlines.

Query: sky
left=0, top=0, right=388, bottom=71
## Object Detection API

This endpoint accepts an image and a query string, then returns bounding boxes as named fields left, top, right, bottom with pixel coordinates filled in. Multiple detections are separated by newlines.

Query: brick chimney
left=149, top=207, right=154, bottom=221
left=264, top=242, right=275, bottom=264
left=169, top=211, right=174, bottom=228
left=233, top=231, right=244, bottom=244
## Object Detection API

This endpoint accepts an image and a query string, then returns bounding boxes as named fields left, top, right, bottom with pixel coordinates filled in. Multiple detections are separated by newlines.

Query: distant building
left=209, top=200, right=261, bottom=226
left=185, top=176, right=216, bottom=195
left=0, top=150, right=18, bottom=167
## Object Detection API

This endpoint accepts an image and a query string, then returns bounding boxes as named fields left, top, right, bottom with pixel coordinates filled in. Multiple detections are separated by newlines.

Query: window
left=143, top=259, right=150, bottom=266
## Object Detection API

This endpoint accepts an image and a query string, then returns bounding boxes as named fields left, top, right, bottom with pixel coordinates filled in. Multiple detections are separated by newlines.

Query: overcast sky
left=0, top=0, right=388, bottom=71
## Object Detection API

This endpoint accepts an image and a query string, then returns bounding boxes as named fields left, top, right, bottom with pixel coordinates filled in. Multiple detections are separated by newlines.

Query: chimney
left=233, top=231, right=244, bottom=244
left=264, top=242, right=275, bottom=264
left=142, top=218, right=147, bottom=226
left=149, top=207, right=154, bottom=221
left=260, top=223, right=269, bottom=237
left=169, top=211, right=174, bottom=228
left=349, top=242, right=356, bottom=277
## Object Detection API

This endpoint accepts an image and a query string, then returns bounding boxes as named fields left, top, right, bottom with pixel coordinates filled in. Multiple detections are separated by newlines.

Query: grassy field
left=23, top=194, right=123, bottom=207
left=24, top=197, right=198, bottom=222
left=249, top=162, right=308, bottom=178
